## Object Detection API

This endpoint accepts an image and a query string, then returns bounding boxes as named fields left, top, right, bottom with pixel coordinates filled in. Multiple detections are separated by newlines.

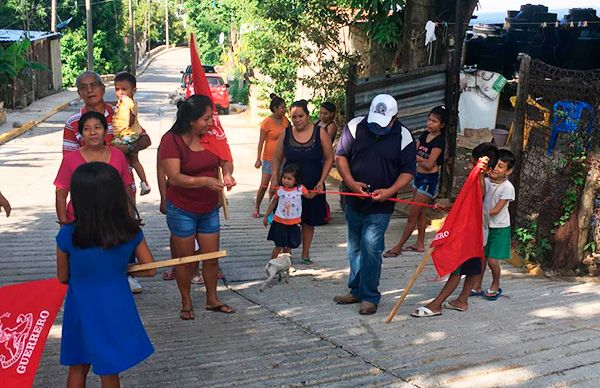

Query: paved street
left=2, top=48, right=600, bottom=387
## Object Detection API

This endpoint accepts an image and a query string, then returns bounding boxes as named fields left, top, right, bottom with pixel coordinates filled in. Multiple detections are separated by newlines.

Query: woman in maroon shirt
left=159, top=95, right=236, bottom=319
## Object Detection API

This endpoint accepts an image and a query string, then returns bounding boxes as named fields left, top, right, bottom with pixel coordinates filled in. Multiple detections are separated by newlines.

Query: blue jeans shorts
left=166, top=202, right=220, bottom=237
left=261, top=160, right=273, bottom=175
left=411, top=172, right=440, bottom=199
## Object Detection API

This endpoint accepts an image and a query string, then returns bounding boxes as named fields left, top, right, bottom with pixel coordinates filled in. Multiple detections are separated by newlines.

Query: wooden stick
left=385, top=247, right=434, bottom=323
left=128, top=250, right=227, bottom=272
left=217, top=168, right=230, bottom=220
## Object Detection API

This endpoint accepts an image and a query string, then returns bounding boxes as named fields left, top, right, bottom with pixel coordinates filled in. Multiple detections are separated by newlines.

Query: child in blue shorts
left=411, top=143, right=499, bottom=317
left=473, top=149, right=516, bottom=300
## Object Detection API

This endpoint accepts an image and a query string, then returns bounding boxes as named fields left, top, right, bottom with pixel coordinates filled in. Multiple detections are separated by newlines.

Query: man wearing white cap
left=334, top=94, right=416, bottom=315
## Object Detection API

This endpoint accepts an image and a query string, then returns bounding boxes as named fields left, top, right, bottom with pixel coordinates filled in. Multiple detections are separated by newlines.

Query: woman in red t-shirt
left=159, top=95, right=236, bottom=319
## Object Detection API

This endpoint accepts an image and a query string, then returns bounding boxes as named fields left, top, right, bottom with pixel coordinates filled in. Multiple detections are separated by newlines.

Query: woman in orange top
left=253, top=94, right=288, bottom=218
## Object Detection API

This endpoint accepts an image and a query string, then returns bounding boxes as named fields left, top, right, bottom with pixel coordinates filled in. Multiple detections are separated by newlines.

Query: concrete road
left=2, top=48, right=600, bottom=387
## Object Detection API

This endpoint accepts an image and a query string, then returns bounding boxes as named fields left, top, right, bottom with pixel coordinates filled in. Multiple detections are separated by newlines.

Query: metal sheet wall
left=349, top=66, right=447, bottom=133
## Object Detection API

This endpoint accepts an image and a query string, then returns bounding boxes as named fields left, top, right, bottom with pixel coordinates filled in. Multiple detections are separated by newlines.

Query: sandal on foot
left=383, top=249, right=401, bottom=258
left=469, top=289, right=484, bottom=297
left=484, top=288, right=503, bottom=300
left=410, top=306, right=441, bottom=318
left=191, top=274, right=205, bottom=285
left=405, top=245, right=425, bottom=253
left=206, top=304, right=235, bottom=314
left=442, top=301, right=468, bottom=312
left=180, top=309, right=195, bottom=320
left=162, top=269, right=175, bottom=281
left=301, top=257, right=313, bottom=265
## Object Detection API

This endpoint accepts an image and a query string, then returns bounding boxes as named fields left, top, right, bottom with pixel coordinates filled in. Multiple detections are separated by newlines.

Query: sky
left=476, top=0, right=600, bottom=14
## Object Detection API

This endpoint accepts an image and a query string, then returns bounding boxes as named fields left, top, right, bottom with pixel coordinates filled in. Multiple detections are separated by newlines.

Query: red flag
left=0, top=278, right=67, bottom=387
left=430, top=166, right=484, bottom=276
left=189, top=33, right=233, bottom=161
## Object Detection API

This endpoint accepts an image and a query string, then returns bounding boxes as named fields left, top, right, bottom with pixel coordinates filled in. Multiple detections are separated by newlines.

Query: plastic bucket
left=491, top=128, right=509, bottom=146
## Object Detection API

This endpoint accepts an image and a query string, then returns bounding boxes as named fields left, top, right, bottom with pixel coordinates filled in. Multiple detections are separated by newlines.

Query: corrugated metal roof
left=0, top=29, right=61, bottom=42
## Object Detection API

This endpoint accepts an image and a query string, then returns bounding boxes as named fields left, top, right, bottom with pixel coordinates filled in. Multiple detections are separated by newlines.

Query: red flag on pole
left=0, top=278, right=67, bottom=387
left=188, top=33, right=233, bottom=162
left=430, top=166, right=485, bottom=276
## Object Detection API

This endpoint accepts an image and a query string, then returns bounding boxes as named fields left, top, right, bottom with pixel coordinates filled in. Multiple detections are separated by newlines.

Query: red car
left=206, top=74, right=231, bottom=115
left=181, top=66, right=230, bottom=114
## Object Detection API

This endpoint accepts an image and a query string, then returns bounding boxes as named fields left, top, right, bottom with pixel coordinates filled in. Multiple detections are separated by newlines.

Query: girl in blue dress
left=56, top=162, right=156, bottom=387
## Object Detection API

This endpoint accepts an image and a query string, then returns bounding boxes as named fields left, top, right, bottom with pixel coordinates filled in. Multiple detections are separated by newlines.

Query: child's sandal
left=180, top=308, right=194, bottom=320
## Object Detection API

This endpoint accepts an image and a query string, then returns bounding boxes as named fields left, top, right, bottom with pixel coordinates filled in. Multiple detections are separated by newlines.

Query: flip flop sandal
left=410, top=306, right=442, bottom=318
left=162, top=269, right=175, bottom=281
left=191, top=274, right=205, bottom=285
left=180, top=308, right=195, bottom=320
left=206, top=304, right=235, bottom=314
left=469, top=289, right=484, bottom=297
left=405, top=246, right=425, bottom=252
left=442, top=301, right=468, bottom=312
left=383, top=249, right=401, bottom=258
left=484, top=288, right=503, bottom=301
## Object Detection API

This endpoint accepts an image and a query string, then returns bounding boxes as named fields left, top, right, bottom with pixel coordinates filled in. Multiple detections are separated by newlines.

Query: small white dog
left=260, top=253, right=292, bottom=292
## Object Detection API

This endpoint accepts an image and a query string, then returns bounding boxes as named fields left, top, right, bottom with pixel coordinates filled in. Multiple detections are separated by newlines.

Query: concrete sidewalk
left=0, top=90, right=79, bottom=144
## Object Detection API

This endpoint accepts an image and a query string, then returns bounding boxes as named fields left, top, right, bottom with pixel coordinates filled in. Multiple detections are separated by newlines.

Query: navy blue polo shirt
left=336, top=116, right=416, bottom=214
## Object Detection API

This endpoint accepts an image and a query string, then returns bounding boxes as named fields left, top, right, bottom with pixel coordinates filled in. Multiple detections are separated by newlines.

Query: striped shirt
left=62, top=103, right=115, bottom=154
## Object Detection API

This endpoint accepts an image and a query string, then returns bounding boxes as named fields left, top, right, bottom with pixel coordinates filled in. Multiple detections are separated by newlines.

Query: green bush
left=228, top=79, right=250, bottom=105
left=61, top=28, right=128, bottom=87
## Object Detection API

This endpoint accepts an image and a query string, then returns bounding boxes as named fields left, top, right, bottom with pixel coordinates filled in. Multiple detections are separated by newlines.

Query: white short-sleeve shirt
left=484, top=177, right=515, bottom=228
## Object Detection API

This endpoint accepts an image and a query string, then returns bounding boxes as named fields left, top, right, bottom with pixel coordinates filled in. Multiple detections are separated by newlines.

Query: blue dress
left=283, top=125, right=327, bottom=226
left=56, top=225, right=154, bottom=375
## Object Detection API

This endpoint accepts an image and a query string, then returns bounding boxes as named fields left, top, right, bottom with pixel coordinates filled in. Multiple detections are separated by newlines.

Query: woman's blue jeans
left=344, top=204, right=391, bottom=305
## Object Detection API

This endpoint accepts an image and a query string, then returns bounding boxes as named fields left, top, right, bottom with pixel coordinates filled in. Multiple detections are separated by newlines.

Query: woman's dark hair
left=78, top=111, right=108, bottom=135
left=281, top=163, right=301, bottom=185
left=269, top=94, right=285, bottom=112
left=320, top=101, right=337, bottom=114
left=429, top=105, right=449, bottom=127
left=71, top=162, right=141, bottom=249
left=290, top=99, right=309, bottom=115
left=171, top=94, right=213, bottom=135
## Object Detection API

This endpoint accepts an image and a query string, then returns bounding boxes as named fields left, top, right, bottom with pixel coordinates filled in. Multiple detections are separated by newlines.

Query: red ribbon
left=268, top=186, right=436, bottom=208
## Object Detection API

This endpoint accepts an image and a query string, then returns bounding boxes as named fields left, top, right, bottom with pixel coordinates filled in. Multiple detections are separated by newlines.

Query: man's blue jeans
left=344, top=204, right=391, bottom=305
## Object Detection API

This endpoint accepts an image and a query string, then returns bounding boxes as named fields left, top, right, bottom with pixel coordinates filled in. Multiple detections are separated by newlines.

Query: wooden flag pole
left=217, top=168, right=230, bottom=220
left=385, top=247, right=434, bottom=323
left=128, top=250, right=227, bottom=273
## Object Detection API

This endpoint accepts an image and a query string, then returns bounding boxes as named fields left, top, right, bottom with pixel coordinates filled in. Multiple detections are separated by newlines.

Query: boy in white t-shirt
left=473, top=149, right=516, bottom=301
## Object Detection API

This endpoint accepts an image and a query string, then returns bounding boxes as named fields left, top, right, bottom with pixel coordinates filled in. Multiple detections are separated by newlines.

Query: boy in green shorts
left=410, top=143, right=499, bottom=317
left=473, top=149, right=516, bottom=300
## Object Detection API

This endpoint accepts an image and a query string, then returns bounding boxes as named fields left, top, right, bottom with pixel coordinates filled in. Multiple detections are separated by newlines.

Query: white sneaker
left=128, top=276, right=143, bottom=293
left=140, top=181, right=151, bottom=196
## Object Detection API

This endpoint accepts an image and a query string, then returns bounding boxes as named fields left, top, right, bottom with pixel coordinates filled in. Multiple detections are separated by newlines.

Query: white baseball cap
left=367, top=94, right=398, bottom=127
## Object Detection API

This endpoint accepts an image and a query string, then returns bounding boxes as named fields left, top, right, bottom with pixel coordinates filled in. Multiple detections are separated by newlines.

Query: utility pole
left=165, top=0, right=169, bottom=48
left=85, top=0, right=94, bottom=71
left=51, top=0, right=57, bottom=32
left=128, top=0, right=136, bottom=75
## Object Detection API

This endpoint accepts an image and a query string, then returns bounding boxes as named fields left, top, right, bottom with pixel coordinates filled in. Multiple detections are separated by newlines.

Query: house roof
left=0, top=29, right=61, bottom=43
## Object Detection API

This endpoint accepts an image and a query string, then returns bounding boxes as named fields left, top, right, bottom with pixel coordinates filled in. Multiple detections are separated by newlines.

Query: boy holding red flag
left=411, top=143, right=499, bottom=318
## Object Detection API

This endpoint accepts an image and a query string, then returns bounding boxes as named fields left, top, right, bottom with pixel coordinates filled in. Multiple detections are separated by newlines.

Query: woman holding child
left=270, top=100, right=334, bottom=265
left=384, top=105, right=448, bottom=257
left=159, top=95, right=236, bottom=319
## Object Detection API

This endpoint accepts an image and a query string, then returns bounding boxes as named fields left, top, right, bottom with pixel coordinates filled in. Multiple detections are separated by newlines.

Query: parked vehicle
left=179, top=64, right=216, bottom=88
left=180, top=65, right=230, bottom=114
